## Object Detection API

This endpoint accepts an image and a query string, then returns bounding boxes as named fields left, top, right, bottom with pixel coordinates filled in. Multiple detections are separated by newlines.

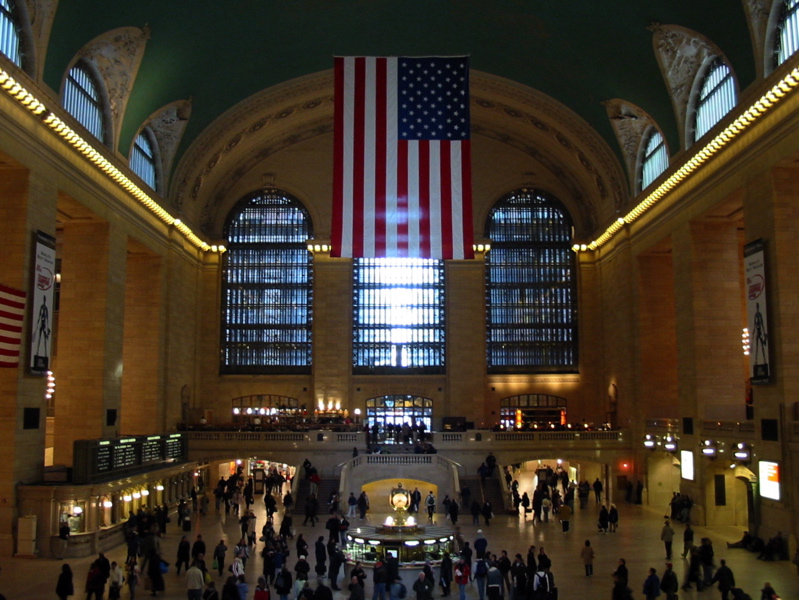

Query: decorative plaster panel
left=77, top=26, right=150, bottom=149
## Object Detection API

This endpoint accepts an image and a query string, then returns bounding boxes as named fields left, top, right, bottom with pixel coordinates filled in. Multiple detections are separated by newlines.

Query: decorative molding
left=23, top=0, right=58, bottom=80
left=77, top=26, right=151, bottom=150
left=172, top=70, right=625, bottom=241
left=742, top=0, right=774, bottom=78
left=145, top=99, right=192, bottom=201
left=649, top=23, right=717, bottom=150
left=603, top=99, right=657, bottom=195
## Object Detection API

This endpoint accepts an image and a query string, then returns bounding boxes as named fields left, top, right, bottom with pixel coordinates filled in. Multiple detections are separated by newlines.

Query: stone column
left=54, top=221, right=127, bottom=465
left=0, top=167, right=57, bottom=555
left=672, top=220, right=746, bottom=524
left=312, top=254, right=353, bottom=414
left=120, top=249, right=163, bottom=435
left=446, top=258, right=487, bottom=427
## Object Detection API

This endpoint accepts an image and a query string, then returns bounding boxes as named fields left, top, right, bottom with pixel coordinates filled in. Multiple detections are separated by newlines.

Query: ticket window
left=59, top=502, right=86, bottom=533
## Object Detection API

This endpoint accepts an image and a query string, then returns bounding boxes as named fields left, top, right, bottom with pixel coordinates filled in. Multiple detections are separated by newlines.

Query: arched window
left=221, top=190, right=313, bottom=374
left=639, top=129, right=668, bottom=191
left=353, top=258, right=445, bottom=374
left=693, top=57, right=737, bottom=142
left=776, top=0, right=799, bottom=66
left=0, top=0, right=21, bottom=66
left=63, top=61, right=106, bottom=143
left=485, top=190, right=577, bottom=373
left=130, top=128, right=158, bottom=190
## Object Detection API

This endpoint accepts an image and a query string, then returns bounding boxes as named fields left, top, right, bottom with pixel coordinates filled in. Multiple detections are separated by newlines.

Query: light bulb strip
left=586, top=66, right=799, bottom=251
left=0, top=66, right=217, bottom=254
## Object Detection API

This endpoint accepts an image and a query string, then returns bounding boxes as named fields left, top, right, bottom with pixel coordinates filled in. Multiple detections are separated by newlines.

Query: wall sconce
left=232, top=407, right=240, bottom=415
left=73, top=506, right=83, bottom=515
left=732, top=442, right=751, bottom=462
left=701, top=440, right=718, bottom=458
left=663, top=435, right=678, bottom=453
left=141, top=489, right=150, bottom=496
left=132, top=492, right=141, bottom=499
left=643, top=434, right=656, bottom=449
left=102, top=500, right=113, bottom=508
left=123, top=495, right=132, bottom=502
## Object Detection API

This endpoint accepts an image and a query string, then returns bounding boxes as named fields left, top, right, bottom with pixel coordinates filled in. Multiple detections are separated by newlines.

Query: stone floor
left=3, top=483, right=797, bottom=599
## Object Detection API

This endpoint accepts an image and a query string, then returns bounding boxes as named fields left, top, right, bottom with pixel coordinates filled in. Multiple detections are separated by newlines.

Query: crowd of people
left=43, top=455, right=790, bottom=600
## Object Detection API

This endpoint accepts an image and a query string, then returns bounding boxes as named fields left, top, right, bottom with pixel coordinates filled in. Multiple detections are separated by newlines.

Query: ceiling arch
left=173, top=70, right=627, bottom=241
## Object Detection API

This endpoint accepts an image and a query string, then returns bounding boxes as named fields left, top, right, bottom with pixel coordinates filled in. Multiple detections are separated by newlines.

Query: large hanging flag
left=0, top=283, right=26, bottom=368
left=332, top=56, right=474, bottom=259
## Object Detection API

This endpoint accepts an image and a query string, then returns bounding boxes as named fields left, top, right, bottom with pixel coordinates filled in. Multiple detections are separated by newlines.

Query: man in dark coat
left=710, top=559, right=735, bottom=600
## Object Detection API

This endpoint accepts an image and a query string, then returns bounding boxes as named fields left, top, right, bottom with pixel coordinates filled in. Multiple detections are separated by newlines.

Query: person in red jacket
left=454, top=558, right=471, bottom=600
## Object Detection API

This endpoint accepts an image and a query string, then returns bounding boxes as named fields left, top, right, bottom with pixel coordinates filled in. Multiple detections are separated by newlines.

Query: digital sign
left=680, top=450, right=694, bottom=481
left=73, top=433, right=187, bottom=484
left=759, top=461, right=780, bottom=500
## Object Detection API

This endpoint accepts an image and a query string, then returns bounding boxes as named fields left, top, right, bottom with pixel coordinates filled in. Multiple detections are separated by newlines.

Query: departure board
left=165, top=435, right=184, bottom=459
left=113, top=440, right=138, bottom=469
left=96, top=443, right=112, bottom=472
left=141, top=437, right=163, bottom=463
left=72, top=433, right=188, bottom=484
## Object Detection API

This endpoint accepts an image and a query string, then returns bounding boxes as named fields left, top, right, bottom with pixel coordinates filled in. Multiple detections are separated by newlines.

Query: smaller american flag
left=0, top=283, right=26, bottom=368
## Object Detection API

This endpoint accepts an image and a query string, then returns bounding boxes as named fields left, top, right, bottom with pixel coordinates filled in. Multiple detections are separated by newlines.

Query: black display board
left=73, top=433, right=187, bottom=484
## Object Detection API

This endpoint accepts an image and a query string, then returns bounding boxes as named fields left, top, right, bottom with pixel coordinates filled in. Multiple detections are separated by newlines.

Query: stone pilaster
left=54, top=221, right=127, bottom=465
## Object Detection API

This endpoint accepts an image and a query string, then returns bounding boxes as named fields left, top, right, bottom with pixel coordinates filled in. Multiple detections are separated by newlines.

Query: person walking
left=108, top=561, right=125, bottom=600
left=176, top=536, right=191, bottom=576
left=608, top=504, right=619, bottom=532
left=660, top=563, right=678, bottom=600
left=580, top=540, right=595, bottom=576
left=642, top=567, right=661, bottom=600
left=425, top=492, right=436, bottom=524
left=56, top=563, right=74, bottom=600
left=710, top=559, right=735, bottom=600
left=440, top=552, right=453, bottom=597
left=558, top=502, right=572, bottom=533
left=213, top=540, right=227, bottom=577
left=412, top=572, right=434, bottom=600
left=186, top=561, right=205, bottom=600
left=681, top=523, right=694, bottom=558
left=472, top=557, right=488, bottom=600
left=454, top=558, right=470, bottom=600
left=661, top=520, right=675, bottom=560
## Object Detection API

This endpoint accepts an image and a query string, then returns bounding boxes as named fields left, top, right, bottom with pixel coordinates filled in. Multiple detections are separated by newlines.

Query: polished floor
left=4, top=481, right=797, bottom=600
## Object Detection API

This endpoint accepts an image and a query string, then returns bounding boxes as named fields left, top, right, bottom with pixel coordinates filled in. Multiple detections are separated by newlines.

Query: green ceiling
left=43, top=1, right=755, bottom=172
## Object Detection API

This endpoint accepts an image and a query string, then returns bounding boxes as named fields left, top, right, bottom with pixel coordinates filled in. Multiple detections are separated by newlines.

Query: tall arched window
left=639, top=128, right=668, bottom=191
left=486, top=190, right=577, bottom=373
left=63, top=61, right=106, bottom=143
left=353, top=258, right=445, bottom=374
left=0, top=0, right=21, bottom=66
left=130, top=128, right=158, bottom=191
left=221, top=190, right=313, bottom=374
left=776, top=0, right=799, bottom=66
left=693, top=57, right=737, bottom=142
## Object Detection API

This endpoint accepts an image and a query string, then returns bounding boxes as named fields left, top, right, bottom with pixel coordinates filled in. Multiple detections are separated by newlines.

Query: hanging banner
left=30, top=230, right=57, bottom=375
left=744, top=239, right=770, bottom=384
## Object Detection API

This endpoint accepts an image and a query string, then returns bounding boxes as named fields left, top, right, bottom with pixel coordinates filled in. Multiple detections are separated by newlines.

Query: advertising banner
left=30, top=231, right=57, bottom=375
left=744, top=240, right=770, bottom=384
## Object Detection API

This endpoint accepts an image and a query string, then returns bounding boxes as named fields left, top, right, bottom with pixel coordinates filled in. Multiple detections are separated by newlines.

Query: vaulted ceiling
left=43, top=1, right=755, bottom=171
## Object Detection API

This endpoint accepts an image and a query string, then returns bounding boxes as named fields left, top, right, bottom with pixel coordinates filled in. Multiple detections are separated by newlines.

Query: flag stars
left=398, top=57, right=469, bottom=141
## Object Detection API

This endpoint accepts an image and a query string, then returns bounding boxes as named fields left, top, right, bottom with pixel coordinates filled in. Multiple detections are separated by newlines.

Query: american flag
left=0, top=283, right=26, bottom=368
left=332, top=56, right=474, bottom=259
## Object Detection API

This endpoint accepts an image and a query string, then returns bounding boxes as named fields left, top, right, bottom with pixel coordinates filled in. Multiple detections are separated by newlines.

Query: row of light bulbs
left=579, top=66, right=799, bottom=252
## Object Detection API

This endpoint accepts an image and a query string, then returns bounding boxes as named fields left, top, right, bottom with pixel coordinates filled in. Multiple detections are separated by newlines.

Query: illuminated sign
left=759, top=461, right=780, bottom=500
left=680, top=450, right=694, bottom=481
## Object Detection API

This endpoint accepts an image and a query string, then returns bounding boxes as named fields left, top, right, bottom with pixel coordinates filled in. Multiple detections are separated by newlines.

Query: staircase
left=458, top=477, right=507, bottom=513
left=291, top=477, right=341, bottom=515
